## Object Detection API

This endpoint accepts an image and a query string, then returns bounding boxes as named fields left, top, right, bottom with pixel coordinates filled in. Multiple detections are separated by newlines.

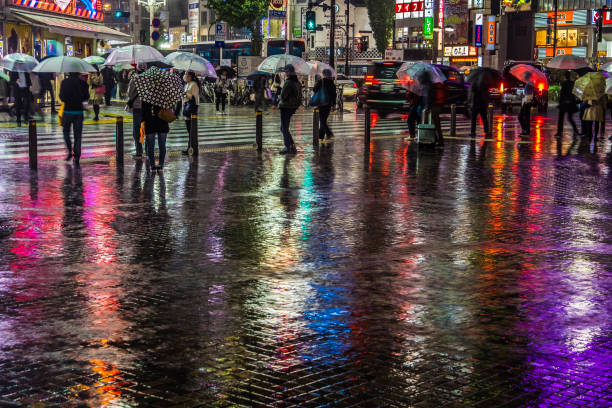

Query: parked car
left=500, top=61, right=549, bottom=113
left=357, top=61, right=408, bottom=117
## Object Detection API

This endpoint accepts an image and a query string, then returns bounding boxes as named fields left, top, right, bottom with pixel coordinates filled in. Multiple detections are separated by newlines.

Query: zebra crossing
left=0, top=109, right=520, bottom=161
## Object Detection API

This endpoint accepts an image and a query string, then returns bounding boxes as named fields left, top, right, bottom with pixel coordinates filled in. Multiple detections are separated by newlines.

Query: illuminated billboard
left=11, top=0, right=104, bottom=21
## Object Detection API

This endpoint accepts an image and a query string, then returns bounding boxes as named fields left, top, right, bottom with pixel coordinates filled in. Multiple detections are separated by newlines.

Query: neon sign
left=11, top=0, right=104, bottom=21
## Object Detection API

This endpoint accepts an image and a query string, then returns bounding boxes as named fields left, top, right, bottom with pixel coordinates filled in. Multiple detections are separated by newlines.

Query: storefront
left=394, top=0, right=435, bottom=60
left=534, top=10, right=589, bottom=59
left=443, top=45, right=478, bottom=66
left=3, top=0, right=130, bottom=58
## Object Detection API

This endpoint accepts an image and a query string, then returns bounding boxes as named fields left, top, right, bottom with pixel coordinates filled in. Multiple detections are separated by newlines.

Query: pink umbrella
left=509, top=64, right=548, bottom=90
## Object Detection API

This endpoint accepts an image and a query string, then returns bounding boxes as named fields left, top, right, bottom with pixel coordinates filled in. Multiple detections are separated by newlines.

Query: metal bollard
left=313, top=108, right=319, bottom=147
left=487, top=104, right=494, bottom=135
left=115, top=116, right=124, bottom=165
left=450, top=104, right=456, bottom=137
left=189, top=114, right=199, bottom=156
left=255, top=111, right=263, bottom=151
left=364, top=105, right=371, bottom=146
left=28, top=119, right=37, bottom=170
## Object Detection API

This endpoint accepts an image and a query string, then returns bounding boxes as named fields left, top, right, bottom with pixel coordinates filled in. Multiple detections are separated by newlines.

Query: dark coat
left=313, top=77, right=337, bottom=107
left=279, top=75, right=301, bottom=108
left=9, top=71, right=32, bottom=89
left=59, top=74, right=89, bottom=111
left=142, top=101, right=170, bottom=134
left=101, top=66, right=116, bottom=86
left=559, top=79, right=576, bottom=107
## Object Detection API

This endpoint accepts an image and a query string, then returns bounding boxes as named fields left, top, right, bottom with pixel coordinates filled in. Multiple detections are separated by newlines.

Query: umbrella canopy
left=83, top=56, right=106, bottom=65
left=605, top=77, right=612, bottom=95
left=0, top=53, right=38, bottom=72
left=216, top=65, right=236, bottom=79
left=113, top=63, right=136, bottom=72
left=246, top=70, right=272, bottom=81
left=132, top=66, right=184, bottom=109
left=508, top=64, right=548, bottom=89
left=308, top=61, right=336, bottom=77
left=573, top=72, right=606, bottom=100
left=547, top=55, right=589, bottom=70
left=104, top=45, right=168, bottom=66
left=600, top=61, right=612, bottom=72
left=257, top=54, right=310, bottom=75
left=466, top=67, right=502, bottom=90
left=166, top=52, right=217, bottom=77
left=0, top=72, right=9, bottom=81
left=33, top=56, right=96, bottom=73
left=396, top=61, right=446, bottom=95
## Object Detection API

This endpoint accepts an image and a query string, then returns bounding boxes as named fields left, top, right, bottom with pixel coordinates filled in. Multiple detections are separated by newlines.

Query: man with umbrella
left=278, top=64, right=301, bottom=154
left=101, top=64, right=116, bottom=106
left=9, top=70, right=31, bottom=127
left=467, top=68, right=497, bottom=138
left=555, top=71, right=580, bottom=138
left=59, top=72, right=90, bottom=164
left=519, top=71, right=534, bottom=136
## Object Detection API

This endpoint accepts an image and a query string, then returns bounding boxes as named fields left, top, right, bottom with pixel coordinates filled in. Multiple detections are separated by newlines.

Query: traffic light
left=114, top=10, right=130, bottom=18
left=306, top=11, right=316, bottom=31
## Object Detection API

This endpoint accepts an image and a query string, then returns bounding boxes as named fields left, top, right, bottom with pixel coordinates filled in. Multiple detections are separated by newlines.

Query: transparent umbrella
left=573, top=72, right=606, bottom=100
left=258, top=54, right=311, bottom=75
left=396, top=61, right=446, bottom=96
left=547, top=55, right=589, bottom=70
left=166, top=52, right=217, bottom=77
left=307, top=61, right=336, bottom=77
left=0, top=53, right=38, bottom=72
left=83, top=56, right=106, bottom=65
left=508, top=64, right=548, bottom=89
left=104, top=45, right=168, bottom=66
left=33, top=56, right=96, bottom=73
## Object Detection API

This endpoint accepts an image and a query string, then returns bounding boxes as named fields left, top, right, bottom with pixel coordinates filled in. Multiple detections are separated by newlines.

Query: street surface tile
left=0, top=103, right=611, bottom=407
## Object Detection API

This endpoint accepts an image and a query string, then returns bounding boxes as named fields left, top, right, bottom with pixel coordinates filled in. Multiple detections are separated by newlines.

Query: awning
left=11, top=9, right=131, bottom=42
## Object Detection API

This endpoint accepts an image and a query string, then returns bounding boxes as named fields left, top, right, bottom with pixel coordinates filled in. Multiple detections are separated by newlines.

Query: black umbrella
left=246, top=70, right=271, bottom=81
left=216, top=65, right=235, bottom=78
left=466, top=67, right=502, bottom=89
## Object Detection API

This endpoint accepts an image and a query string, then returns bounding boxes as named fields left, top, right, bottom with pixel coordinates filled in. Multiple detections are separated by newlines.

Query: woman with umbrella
left=133, top=66, right=184, bottom=172
left=312, top=68, right=337, bottom=140
left=88, top=66, right=104, bottom=121
left=555, top=71, right=580, bottom=138
left=181, top=70, right=200, bottom=155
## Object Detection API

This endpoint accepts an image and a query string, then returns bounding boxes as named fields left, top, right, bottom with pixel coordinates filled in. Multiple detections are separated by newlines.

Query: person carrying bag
left=311, top=69, right=337, bottom=140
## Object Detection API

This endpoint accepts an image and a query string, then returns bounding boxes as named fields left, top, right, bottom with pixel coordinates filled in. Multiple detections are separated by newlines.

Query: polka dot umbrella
left=133, top=66, right=184, bottom=109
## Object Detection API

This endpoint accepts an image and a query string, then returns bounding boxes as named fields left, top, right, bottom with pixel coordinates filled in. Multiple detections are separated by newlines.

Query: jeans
left=519, top=104, right=531, bottom=135
left=62, top=113, right=84, bottom=159
left=280, top=107, right=297, bottom=148
left=557, top=106, right=579, bottom=135
left=216, top=92, right=227, bottom=111
left=132, top=108, right=143, bottom=155
left=470, top=104, right=489, bottom=136
left=407, top=104, right=420, bottom=137
left=14, top=87, right=30, bottom=124
left=146, top=132, right=167, bottom=168
left=318, top=105, right=333, bottom=139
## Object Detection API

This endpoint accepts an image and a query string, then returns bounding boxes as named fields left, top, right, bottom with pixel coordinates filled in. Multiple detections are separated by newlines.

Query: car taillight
left=537, top=83, right=544, bottom=93
left=365, top=75, right=378, bottom=85
left=353, top=83, right=357, bottom=88
left=500, top=83, right=504, bottom=94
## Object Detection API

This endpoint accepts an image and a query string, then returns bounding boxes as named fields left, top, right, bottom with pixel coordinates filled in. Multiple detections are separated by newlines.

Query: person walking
left=312, top=68, right=337, bottom=140
left=182, top=71, right=200, bottom=155
left=469, top=80, right=491, bottom=138
left=407, top=91, right=421, bottom=139
left=88, top=67, right=104, bottom=121
left=278, top=64, right=301, bottom=154
left=142, top=100, right=169, bottom=172
left=215, top=72, right=229, bottom=114
left=518, top=72, right=534, bottom=136
left=9, top=70, right=31, bottom=126
left=101, top=65, right=116, bottom=106
left=428, top=76, right=446, bottom=147
left=582, top=95, right=606, bottom=141
left=59, top=72, right=89, bottom=165
left=38, top=72, right=57, bottom=114
left=127, top=63, right=146, bottom=159
left=555, top=71, right=580, bottom=138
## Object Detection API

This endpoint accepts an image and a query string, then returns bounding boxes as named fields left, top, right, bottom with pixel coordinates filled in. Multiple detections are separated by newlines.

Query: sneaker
left=65, top=153, right=73, bottom=161
left=289, top=144, right=297, bottom=154
left=279, top=147, right=290, bottom=155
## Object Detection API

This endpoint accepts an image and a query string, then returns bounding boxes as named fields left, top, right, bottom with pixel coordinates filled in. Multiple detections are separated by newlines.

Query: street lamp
left=138, top=0, right=167, bottom=46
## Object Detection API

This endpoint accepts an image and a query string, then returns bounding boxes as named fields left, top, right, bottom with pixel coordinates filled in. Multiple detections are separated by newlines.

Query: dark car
left=357, top=61, right=408, bottom=117
left=501, top=61, right=549, bottom=113
left=433, top=64, right=470, bottom=114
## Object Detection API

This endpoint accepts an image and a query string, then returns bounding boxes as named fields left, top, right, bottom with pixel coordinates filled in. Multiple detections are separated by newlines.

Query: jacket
left=9, top=71, right=32, bottom=89
left=142, top=101, right=170, bottom=134
left=278, top=75, right=301, bottom=108
left=127, top=76, right=142, bottom=109
left=313, top=77, right=337, bottom=107
left=59, top=74, right=89, bottom=111
left=583, top=96, right=606, bottom=122
left=88, top=72, right=104, bottom=105
left=101, top=67, right=116, bottom=86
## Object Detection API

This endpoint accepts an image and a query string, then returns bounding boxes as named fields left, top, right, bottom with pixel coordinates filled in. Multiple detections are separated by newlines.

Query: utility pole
left=330, top=0, right=335, bottom=69
left=552, top=0, right=558, bottom=58
left=345, top=0, right=349, bottom=75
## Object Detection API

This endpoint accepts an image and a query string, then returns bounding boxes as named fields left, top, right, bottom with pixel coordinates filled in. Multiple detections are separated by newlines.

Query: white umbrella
left=0, top=53, right=38, bottom=72
left=104, top=45, right=168, bottom=66
left=257, top=54, right=311, bottom=75
left=604, top=77, right=612, bottom=95
left=601, top=61, right=612, bottom=72
left=33, top=56, right=96, bottom=73
left=308, top=61, right=336, bottom=77
left=396, top=61, right=446, bottom=96
left=166, top=52, right=217, bottom=77
left=547, top=55, right=589, bottom=70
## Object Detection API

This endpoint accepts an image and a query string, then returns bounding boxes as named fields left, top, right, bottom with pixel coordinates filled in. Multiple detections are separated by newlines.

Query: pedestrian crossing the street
left=0, top=108, right=532, bottom=161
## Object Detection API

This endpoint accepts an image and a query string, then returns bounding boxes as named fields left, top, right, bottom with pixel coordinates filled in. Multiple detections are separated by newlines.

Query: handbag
left=310, top=88, right=326, bottom=107
left=157, top=108, right=177, bottom=123
left=95, top=85, right=106, bottom=95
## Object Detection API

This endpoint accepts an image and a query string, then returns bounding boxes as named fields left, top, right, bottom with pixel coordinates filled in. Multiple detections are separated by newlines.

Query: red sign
left=11, top=0, right=103, bottom=21
left=396, top=2, right=424, bottom=14
left=270, top=0, right=284, bottom=9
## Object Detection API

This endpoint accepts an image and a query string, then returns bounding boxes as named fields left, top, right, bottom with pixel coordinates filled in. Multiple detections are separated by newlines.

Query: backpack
left=432, top=82, right=447, bottom=107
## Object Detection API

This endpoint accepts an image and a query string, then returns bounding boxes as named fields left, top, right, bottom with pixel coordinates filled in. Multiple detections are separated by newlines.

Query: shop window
left=536, top=30, right=547, bottom=46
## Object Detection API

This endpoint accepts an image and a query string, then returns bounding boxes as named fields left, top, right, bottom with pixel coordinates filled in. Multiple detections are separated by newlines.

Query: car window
left=367, top=64, right=400, bottom=79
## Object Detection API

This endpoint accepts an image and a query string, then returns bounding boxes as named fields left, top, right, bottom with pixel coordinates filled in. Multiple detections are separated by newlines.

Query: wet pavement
left=0, top=109, right=611, bottom=407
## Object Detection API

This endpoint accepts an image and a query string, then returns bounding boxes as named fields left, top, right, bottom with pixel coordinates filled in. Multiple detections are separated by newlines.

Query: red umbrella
left=509, top=64, right=548, bottom=90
